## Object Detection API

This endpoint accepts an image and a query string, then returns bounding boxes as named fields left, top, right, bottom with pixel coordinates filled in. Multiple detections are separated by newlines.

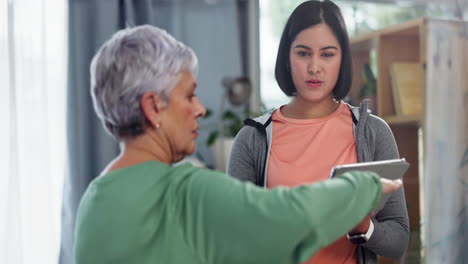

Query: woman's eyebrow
left=293, top=44, right=311, bottom=50
left=293, top=44, right=338, bottom=51
left=320, top=45, right=338, bottom=50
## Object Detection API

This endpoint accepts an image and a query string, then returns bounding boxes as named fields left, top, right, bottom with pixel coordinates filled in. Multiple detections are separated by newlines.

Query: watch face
left=349, top=235, right=368, bottom=244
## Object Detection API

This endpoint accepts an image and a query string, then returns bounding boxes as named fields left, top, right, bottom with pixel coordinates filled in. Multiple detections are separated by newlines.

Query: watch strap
left=347, top=219, right=374, bottom=244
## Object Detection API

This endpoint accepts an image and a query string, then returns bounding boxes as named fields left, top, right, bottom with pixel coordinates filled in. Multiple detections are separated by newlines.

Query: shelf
left=350, top=32, right=377, bottom=52
left=349, top=17, right=468, bottom=264
left=377, top=17, right=423, bottom=37
left=383, top=114, right=421, bottom=126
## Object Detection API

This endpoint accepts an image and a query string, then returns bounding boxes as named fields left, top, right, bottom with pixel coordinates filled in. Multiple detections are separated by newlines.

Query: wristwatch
left=347, top=220, right=374, bottom=244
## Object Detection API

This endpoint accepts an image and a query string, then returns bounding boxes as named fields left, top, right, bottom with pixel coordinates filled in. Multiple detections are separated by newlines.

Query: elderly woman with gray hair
left=73, top=25, right=402, bottom=264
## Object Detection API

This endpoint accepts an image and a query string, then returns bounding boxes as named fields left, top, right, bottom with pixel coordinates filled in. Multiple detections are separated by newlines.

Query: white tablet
left=329, top=158, right=410, bottom=211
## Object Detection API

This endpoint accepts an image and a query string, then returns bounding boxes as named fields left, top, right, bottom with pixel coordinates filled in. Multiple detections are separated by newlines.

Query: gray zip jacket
left=227, top=101, right=409, bottom=264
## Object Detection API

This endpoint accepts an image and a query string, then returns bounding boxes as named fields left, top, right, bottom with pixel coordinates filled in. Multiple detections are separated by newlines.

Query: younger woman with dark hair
left=228, top=1, right=409, bottom=263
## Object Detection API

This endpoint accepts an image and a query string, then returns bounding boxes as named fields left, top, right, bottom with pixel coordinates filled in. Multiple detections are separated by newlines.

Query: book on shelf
left=389, top=62, right=423, bottom=116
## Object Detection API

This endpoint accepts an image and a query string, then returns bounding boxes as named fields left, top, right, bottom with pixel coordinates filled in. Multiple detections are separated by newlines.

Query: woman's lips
left=306, top=80, right=323, bottom=88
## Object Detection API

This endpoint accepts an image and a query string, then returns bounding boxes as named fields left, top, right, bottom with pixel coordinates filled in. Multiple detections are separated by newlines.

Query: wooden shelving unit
left=349, top=17, right=467, bottom=263
left=383, top=115, right=421, bottom=126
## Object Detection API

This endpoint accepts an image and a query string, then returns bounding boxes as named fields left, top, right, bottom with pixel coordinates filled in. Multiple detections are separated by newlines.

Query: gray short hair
left=90, top=25, right=198, bottom=140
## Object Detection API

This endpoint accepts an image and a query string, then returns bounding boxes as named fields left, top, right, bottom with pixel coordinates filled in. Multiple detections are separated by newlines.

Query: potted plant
left=201, top=103, right=268, bottom=172
left=202, top=108, right=247, bottom=172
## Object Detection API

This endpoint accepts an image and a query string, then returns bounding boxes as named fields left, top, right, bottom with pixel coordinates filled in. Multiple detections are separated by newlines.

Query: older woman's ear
left=140, top=92, right=165, bottom=128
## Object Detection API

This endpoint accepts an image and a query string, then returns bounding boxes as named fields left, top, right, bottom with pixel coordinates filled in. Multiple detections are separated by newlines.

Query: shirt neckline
left=273, top=101, right=346, bottom=125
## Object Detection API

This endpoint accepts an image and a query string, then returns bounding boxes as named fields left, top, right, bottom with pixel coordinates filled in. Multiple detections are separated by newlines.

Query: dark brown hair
left=274, top=0, right=352, bottom=100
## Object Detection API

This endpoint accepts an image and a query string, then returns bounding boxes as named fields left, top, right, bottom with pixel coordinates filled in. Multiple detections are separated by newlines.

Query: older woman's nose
left=195, top=98, right=206, bottom=118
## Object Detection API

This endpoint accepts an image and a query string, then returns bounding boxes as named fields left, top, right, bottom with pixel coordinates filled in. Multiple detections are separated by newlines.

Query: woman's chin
left=186, top=144, right=196, bottom=155
left=173, top=147, right=196, bottom=163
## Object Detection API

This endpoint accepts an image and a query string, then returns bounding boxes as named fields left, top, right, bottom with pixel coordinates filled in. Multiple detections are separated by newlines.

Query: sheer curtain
left=0, top=0, right=67, bottom=263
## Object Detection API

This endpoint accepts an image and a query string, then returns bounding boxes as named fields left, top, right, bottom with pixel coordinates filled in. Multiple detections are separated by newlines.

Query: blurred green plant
left=359, top=63, right=376, bottom=98
left=204, top=109, right=244, bottom=146
left=203, top=104, right=269, bottom=147
left=359, top=63, right=378, bottom=113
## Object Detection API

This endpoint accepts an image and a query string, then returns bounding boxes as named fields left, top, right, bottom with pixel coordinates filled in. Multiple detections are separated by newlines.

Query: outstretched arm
left=176, top=167, right=384, bottom=264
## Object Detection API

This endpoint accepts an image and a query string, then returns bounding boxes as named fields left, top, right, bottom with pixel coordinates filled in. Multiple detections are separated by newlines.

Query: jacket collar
left=247, top=99, right=372, bottom=128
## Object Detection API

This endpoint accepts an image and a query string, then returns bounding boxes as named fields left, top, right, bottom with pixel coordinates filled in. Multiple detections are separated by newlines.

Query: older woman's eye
left=187, top=94, right=195, bottom=102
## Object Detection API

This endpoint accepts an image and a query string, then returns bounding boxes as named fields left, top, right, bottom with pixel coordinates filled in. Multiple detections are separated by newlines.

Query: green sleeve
left=176, top=167, right=382, bottom=264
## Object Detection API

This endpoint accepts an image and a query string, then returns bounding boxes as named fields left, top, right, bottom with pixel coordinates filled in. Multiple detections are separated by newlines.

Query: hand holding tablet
left=330, top=158, right=410, bottom=211
left=381, top=178, right=403, bottom=195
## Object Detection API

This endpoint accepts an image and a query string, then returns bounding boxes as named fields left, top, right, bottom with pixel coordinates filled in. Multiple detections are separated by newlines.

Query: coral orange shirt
left=267, top=101, right=359, bottom=264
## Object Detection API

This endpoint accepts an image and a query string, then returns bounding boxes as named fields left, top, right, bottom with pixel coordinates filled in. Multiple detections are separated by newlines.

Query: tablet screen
left=329, top=158, right=410, bottom=211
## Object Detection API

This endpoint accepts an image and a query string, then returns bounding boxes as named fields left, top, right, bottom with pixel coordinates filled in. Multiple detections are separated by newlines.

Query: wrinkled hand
left=350, top=178, right=402, bottom=235
left=381, top=178, right=403, bottom=195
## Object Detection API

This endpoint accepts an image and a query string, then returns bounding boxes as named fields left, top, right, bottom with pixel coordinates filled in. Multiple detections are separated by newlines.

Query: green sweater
left=74, top=161, right=382, bottom=264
